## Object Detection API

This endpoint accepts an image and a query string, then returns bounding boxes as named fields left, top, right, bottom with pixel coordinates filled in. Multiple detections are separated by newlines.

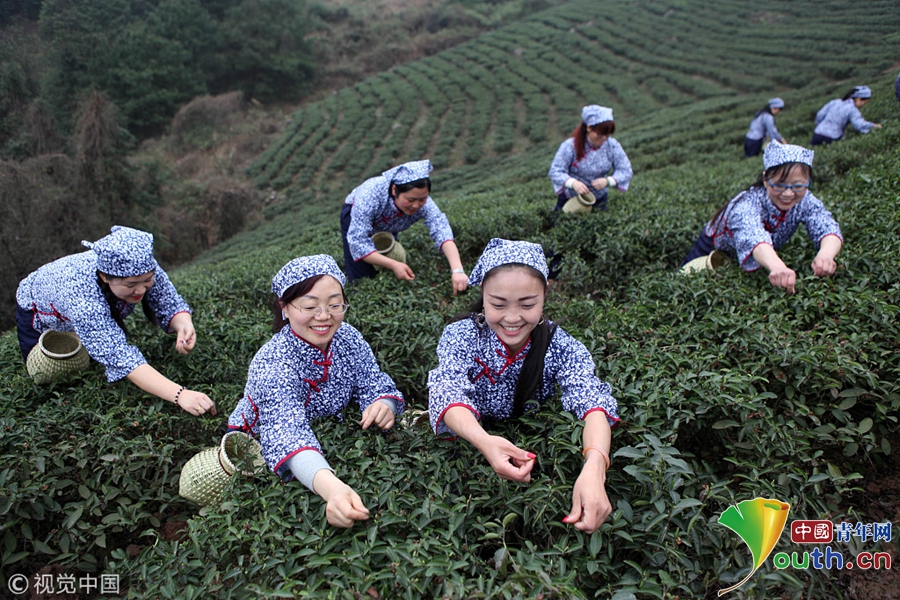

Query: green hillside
left=2, top=0, right=899, bottom=597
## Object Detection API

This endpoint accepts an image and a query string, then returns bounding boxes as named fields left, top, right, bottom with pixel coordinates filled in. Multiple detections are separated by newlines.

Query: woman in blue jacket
left=744, top=98, right=787, bottom=157
left=16, top=226, right=216, bottom=416
left=811, top=86, right=882, bottom=145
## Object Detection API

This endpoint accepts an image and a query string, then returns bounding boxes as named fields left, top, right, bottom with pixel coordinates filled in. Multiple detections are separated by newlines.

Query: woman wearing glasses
left=227, top=255, right=404, bottom=528
left=680, top=143, right=842, bottom=294
left=811, top=85, right=882, bottom=146
left=548, top=104, right=633, bottom=213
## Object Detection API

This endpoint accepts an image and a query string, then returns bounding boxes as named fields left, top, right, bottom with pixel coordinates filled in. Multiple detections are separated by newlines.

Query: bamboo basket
left=26, top=331, right=90, bottom=384
left=178, top=431, right=265, bottom=506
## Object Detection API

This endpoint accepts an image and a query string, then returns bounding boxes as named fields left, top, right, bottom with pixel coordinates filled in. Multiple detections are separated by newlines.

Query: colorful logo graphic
left=717, top=497, right=791, bottom=596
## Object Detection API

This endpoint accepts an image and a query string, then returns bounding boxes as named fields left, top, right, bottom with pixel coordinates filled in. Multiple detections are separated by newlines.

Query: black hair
left=709, top=162, right=813, bottom=228
left=272, top=274, right=348, bottom=333
left=755, top=105, right=774, bottom=117
left=451, top=264, right=557, bottom=417
left=97, top=272, right=157, bottom=335
left=841, top=87, right=860, bottom=101
left=390, top=177, right=432, bottom=197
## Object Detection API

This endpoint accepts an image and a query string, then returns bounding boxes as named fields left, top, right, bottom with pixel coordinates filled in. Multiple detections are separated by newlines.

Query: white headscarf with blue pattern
left=581, top=105, right=614, bottom=126
left=850, top=86, right=872, bottom=99
left=81, top=225, right=158, bottom=278
left=468, top=238, right=549, bottom=286
left=381, top=160, right=433, bottom=186
left=272, top=255, right=346, bottom=297
left=763, top=143, right=814, bottom=170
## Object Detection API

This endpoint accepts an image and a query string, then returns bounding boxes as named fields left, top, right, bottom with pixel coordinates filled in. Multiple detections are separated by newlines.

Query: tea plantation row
left=247, top=0, right=898, bottom=202
left=1, top=75, right=897, bottom=597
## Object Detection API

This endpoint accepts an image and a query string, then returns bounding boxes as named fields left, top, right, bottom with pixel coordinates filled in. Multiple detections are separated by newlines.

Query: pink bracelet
left=582, top=445, right=611, bottom=469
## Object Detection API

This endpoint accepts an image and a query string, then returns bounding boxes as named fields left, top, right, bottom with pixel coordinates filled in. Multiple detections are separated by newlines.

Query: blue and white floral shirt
left=705, top=187, right=842, bottom=271
left=427, top=318, right=619, bottom=436
left=548, top=137, right=633, bottom=199
left=343, top=175, right=455, bottom=262
left=814, top=98, right=875, bottom=139
left=746, top=112, right=782, bottom=142
left=16, top=251, right=190, bottom=381
left=227, top=323, right=404, bottom=480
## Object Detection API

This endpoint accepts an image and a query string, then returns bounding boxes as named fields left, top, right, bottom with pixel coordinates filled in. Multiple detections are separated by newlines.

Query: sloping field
left=248, top=0, right=896, bottom=191
left=1, top=0, right=899, bottom=597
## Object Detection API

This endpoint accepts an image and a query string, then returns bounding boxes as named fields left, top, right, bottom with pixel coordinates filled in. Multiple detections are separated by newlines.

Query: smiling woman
left=14, top=225, right=216, bottom=416
left=680, top=143, right=843, bottom=293
left=226, top=254, right=405, bottom=529
left=340, top=159, right=469, bottom=294
left=427, top=238, right=620, bottom=534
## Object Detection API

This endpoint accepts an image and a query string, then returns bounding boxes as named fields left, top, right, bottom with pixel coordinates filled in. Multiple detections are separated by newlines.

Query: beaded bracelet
left=582, top=445, right=611, bottom=470
left=174, top=386, right=185, bottom=406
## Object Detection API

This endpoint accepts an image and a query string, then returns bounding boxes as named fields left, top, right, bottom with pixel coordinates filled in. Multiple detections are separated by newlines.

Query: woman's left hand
left=169, top=313, right=196, bottom=354
left=563, top=459, right=612, bottom=533
left=360, top=401, right=395, bottom=430
left=451, top=272, right=469, bottom=296
left=591, top=177, right=609, bottom=190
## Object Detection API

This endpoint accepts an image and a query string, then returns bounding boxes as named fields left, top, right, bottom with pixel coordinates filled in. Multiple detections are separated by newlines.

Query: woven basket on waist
left=178, top=431, right=266, bottom=506
left=371, top=231, right=407, bottom=270
left=26, top=331, right=90, bottom=384
left=562, top=191, right=597, bottom=214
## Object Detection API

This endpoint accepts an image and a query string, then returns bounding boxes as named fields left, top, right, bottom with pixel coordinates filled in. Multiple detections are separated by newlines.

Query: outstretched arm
left=442, top=406, right=536, bottom=482
left=313, top=470, right=370, bottom=528
left=563, top=410, right=612, bottom=534
left=440, top=240, right=468, bottom=296
left=752, top=243, right=796, bottom=293
left=126, top=363, right=217, bottom=416
left=361, top=251, right=416, bottom=280
left=811, top=235, right=842, bottom=277
left=168, top=312, right=197, bottom=354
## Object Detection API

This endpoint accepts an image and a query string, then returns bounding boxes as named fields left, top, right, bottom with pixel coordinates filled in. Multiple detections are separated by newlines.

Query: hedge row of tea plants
left=245, top=0, right=899, bottom=203
left=2, top=0, right=899, bottom=596
left=2, top=76, right=897, bottom=598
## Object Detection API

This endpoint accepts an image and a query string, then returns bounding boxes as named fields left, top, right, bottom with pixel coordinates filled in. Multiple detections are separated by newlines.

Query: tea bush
left=2, top=1, right=899, bottom=598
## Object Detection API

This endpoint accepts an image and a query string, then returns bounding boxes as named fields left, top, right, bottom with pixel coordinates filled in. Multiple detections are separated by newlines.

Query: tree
left=100, top=21, right=207, bottom=135
left=211, top=0, right=315, bottom=102
left=39, top=0, right=134, bottom=130
left=73, top=91, right=133, bottom=222
left=0, top=0, right=44, bottom=26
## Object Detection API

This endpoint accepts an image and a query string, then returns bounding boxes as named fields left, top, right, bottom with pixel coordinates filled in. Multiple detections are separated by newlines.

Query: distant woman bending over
left=15, top=226, right=216, bottom=415
left=341, top=159, right=468, bottom=294
left=744, top=97, right=787, bottom=157
left=228, top=255, right=404, bottom=528
left=811, top=85, right=882, bottom=146
left=428, top=238, right=620, bottom=533
left=680, top=143, right=842, bottom=294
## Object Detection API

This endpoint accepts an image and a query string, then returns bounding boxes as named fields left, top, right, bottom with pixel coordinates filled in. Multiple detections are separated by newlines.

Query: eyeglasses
left=766, top=177, right=810, bottom=195
left=289, top=302, right=350, bottom=316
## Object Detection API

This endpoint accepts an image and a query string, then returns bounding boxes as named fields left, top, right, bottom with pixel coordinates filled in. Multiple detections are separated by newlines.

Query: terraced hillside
left=1, top=0, right=899, bottom=598
left=248, top=0, right=897, bottom=195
